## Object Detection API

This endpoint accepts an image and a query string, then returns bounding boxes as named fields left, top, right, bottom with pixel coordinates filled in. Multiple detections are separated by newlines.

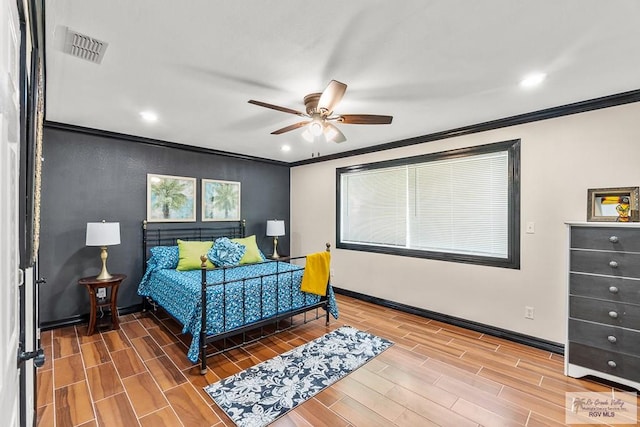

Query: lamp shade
left=86, top=222, right=121, bottom=246
left=266, top=220, right=285, bottom=237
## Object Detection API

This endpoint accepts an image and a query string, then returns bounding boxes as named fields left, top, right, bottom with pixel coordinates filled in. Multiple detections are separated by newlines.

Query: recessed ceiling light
left=520, top=72, right=547, bottom=88
left=139, top=111, right=158, bottom=122
left=281, top=145, right=291, bottom=152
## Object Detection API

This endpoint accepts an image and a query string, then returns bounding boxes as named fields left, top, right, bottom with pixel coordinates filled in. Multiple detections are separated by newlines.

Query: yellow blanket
left=300, top=251, right=331, bottom=296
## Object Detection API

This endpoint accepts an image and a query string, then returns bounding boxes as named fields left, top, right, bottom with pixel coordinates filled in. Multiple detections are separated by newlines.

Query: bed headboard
left=142, top=219, right=246, bottom=271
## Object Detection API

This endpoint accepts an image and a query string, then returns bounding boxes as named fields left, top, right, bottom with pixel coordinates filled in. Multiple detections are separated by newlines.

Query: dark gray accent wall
left=39, top=126, right=290, bottom=325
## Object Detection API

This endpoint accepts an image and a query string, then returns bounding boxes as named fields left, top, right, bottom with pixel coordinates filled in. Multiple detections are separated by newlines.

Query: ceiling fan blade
left=248, top=100, right=306, bottom=117
left=324, top=123, right=346, bottom=143
left=271, top=121, right=310, bottom=135
left=317, top=80, right=347, bottom=115
left=338, top=114, right=393, bottom=125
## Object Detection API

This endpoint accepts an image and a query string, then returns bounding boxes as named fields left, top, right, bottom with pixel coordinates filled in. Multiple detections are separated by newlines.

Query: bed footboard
left=197, top=244, right=332, bottom=374
left=200, top=255, right=208, bottom=374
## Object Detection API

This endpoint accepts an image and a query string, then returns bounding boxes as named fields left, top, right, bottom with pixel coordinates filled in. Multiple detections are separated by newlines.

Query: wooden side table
left=78, top=274, right=126, bottom=335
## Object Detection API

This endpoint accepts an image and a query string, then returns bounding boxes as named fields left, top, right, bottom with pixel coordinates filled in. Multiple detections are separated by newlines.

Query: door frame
left=16, top=0, right=45, bottom=425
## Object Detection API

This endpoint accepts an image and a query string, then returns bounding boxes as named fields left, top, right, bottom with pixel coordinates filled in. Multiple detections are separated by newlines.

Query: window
left=337, top=139, right=520, bottom=269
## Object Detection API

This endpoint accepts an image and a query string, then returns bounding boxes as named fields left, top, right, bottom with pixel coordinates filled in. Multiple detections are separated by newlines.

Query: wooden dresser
left=566, top=222, right=640, bottom=390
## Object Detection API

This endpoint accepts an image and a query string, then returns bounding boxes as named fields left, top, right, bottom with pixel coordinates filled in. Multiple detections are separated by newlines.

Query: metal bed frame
left=141, top=220, right=330, bottom=374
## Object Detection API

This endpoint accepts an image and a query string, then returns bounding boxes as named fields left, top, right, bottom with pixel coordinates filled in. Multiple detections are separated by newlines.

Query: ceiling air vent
left=63, top=29, right=108, bottom=64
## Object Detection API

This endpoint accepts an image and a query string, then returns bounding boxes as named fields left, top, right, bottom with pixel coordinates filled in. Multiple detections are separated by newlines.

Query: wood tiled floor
left=36, top=294, right=639, bottom=426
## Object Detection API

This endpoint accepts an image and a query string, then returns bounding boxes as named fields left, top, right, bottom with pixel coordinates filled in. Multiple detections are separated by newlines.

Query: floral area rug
left=204, top=326, right=393, bottom=427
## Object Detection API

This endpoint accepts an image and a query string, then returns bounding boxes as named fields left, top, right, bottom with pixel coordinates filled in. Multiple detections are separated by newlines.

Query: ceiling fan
left=248, top=80, right=393, bottom=143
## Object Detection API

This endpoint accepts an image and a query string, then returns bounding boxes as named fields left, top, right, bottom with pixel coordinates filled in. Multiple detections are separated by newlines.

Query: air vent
left=63, top=29, right=108, bottom=64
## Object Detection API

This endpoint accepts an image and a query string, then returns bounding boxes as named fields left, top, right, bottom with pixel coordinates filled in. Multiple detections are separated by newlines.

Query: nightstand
left=78, top=274, right=126, bottom=335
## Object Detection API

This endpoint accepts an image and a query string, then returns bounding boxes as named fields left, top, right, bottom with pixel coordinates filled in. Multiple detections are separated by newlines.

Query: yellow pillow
left=231, top=235, right=264, bottom=264
left=176, top=240, right=215, bottom=271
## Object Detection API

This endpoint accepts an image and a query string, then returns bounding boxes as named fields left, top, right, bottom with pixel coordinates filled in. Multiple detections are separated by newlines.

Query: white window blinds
left=341, top=166, right=407, bottom=247
left=408, top=151, right=508, bottom=258
left=339, top=147, right=511, bottom=261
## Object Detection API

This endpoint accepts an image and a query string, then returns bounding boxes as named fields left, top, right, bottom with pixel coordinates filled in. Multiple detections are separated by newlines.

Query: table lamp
left=86, top=220, right=121, bottom=280
left=266, top=220, right=285, bottom=259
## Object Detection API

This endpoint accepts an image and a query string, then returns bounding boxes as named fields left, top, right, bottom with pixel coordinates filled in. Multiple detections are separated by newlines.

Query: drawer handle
left=609, top=236, right=619, bottom=243
left=609, top=261, right=618, bottom=268
left=607, top=360, right=617, bottom=368
left=609, top=311, right=619, bottom=319
left=607, top=335, right=617, bottom=343
left=609, top=286, right=619, bottom=294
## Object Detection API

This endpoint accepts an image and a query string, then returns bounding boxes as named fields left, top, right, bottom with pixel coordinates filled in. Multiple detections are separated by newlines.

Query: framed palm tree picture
left=147, top=174, right=196, bottom=222
left=202, top=179, right=241, bottom=221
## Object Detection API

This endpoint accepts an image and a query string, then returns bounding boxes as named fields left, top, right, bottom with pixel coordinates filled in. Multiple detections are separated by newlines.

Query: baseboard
left=333, top=287, right=564, bottom=355
left=39, top=304, right=143, bottom=331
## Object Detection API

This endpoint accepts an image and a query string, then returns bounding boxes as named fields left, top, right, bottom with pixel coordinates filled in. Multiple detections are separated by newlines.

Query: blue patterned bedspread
left=138, top=260, right=339, bottom=362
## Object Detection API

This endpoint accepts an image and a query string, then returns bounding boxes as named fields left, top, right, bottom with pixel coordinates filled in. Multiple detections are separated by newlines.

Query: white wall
left=290, top=102, right=640, bottom=344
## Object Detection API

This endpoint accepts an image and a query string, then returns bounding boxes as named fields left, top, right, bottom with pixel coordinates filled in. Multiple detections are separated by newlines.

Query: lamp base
left=96, top=246, right=113, bottom=280
left=272, top=237, right=281, bottom=259
left=96, top=270, right=113, bottom=281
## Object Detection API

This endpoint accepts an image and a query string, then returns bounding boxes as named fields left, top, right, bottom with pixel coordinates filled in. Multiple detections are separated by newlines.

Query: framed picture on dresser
left=587, top=187, right=639, bottom=222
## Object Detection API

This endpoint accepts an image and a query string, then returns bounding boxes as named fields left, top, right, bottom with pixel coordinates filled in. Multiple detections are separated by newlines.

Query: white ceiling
left=44, top=0, right=640, bottom=163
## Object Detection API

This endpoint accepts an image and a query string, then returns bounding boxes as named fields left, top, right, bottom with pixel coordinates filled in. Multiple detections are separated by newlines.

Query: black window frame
left=336, top=139, right=521, bottom=269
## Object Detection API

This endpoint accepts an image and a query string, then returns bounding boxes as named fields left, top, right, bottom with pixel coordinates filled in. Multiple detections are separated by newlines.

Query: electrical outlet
left=97, top=287, right=106, bottom=298
left=525, top=306, right=535, bottom=320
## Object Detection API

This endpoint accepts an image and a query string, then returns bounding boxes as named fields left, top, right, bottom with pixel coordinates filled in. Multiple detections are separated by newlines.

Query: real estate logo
left=565, top=391, right=637, bottom=425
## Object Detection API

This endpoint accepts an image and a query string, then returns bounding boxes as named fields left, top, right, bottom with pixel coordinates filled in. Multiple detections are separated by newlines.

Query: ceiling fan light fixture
left=301, top=128, right=314, bottom=142
left=324, top=125, right=338, bottom=142
left=309, top=120, right=323, bottom=136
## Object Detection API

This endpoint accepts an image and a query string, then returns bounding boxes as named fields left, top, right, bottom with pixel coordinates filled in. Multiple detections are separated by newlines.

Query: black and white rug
left=204, top=326, right=393, bottom=427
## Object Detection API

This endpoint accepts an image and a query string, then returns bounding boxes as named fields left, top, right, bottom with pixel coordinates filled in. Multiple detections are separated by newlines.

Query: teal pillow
left=208, top=238, right=246, bottom=267
left=149, top=246, right=179, bottom=269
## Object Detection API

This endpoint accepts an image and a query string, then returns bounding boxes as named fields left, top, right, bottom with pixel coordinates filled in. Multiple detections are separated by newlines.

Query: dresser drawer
left=570, top=250, right=640, bottom=278
left=571, top=227, right=640, bottom=252
left=569, top=296, right=640, bottom=329
left=570, top=273, right=640, bottom=305
left=568, top=342, right=640, bottom=382
left=568, top=319, right=640, bottom=355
